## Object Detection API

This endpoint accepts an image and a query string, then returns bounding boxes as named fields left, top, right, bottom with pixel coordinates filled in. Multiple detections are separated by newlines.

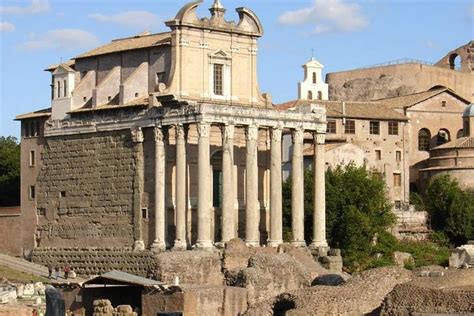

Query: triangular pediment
left=53, top=64, right=75, bottom=75
left=210, top=49, right=231, bottom=59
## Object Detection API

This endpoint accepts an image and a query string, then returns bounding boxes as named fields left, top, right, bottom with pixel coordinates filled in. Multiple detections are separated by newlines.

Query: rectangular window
left=396, top=150, right=402, bottom=162
left=29, top=150, right=36, bottom=167
left=394, top=200, right=401, bottom=209
left=344, top=120, right=355, bottom=134
left=388, top=121, right=399, bottom=135
left=441, top=100, right=446, bottom=107
left=375, top=150, right=382, bottom=160
left=29, top=185, right=36, bottom=199
left=370, top=121, right=380, bottom=135
left=213, top=64, right=223, bottom=96
left=60, top=191, right=66, bottom=198
left=393, top=173, right=401, bottom=187
left=64, top=80, right=67, bottom=97
left=326, top=120, right=337, bottom=134
left=141, top=208, right=148, bottom=219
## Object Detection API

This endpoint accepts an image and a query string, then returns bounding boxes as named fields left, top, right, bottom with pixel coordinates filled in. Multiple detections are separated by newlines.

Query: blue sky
left=0, top=0, right=472, bottom=138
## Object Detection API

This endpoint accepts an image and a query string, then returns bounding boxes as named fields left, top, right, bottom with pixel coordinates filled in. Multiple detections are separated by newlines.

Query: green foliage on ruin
left=283, top=163, right=396, bottom=272
left=424, top=175, right=474, bottom=246
left=0, top=136, right=21, bottom=206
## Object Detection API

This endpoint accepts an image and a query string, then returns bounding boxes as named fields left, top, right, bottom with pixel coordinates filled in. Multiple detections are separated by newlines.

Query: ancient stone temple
left=15, top=1, right=328, bottom=256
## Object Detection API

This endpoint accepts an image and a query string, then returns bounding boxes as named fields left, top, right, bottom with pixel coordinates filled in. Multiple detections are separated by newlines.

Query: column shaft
left=221, top=124, right=235, bottom=243
left=151, top=127, right=167, bottom=252
left=311, top=133, right=328, bottom=249
left=291, top=128, right=305, bottom=247
left=197, top=123, right=213, bottom=249
left=132, top=127, right=145, bottom=251
left=245, top=125, right=260, bottom=246
left=174, top=124, right=187, bottom=250
left=268, top=127, right=283, bottom=247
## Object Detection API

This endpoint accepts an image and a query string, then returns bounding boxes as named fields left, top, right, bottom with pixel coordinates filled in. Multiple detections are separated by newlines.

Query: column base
left=245, top=240, right=260, bottom=247
left=195, top=240, right=214, bottom=250
left=150, top=240, right=167, bottom=253
left=267, top=240, right=283, bottom=248
left=172, top=240, right=188, bottom=251
left=291, top=240, right=307, bottom=248
left=133, top=240, right=145, bottom=252
left=215, top=242, right=226, bottom=249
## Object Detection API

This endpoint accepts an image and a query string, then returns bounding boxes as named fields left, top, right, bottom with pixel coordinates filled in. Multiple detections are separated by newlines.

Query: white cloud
left=0, top=0, right=50, bottom=15
left=278, top=0, right=368, bottom=34
left=0, top=21, right=15, bottom=32
left=20, top=28, right=100, bottom=52
left=88, top=11, right=162, bottom=30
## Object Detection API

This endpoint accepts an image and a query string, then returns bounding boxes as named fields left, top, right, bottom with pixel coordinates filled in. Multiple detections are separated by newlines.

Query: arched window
left=437, top=129, right=450, bottom=145
left=307, top=91, right=313, bottom=100
left=449, top=54, right=461, bottom=70
left=312, top=72, right=317, bottom=84
left=317, top=91, right=323, bottom=100
left=456, top=129, right=464, bottom=139
left=57, top=81, right=61, bottom=98
left=418, top=128, right=431, bottom=151
left=64, top=80, right=67, bottom=97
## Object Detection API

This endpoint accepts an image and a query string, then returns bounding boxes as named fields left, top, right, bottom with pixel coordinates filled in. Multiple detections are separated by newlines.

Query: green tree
left=283, top=163, right=395, bottom=271
left=425, top=175, right=474, bottom=246
left=0, top=136, right=21, bottom=206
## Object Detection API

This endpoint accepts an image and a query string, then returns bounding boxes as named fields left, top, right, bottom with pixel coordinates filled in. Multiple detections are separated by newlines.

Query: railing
left=357, top=58, right=434, bottom=70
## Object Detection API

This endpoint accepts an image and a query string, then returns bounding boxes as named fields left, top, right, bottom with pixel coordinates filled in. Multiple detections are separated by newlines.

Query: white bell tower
left=298, top=57, right=328, bottom=100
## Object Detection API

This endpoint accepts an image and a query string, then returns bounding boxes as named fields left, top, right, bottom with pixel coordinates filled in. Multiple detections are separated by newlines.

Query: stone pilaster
left=151, top=127, right=167, bottom=252
left=310, top=132, right=328, bottom=250
left=221, top=124, right=235, bottom=243
left=196, top=122, right=213, bottom=249
left=245, top=125, right=260, bottom=247
left=291, top=128, right=306, bottom=247
left=131, top=127, right=145, bottom=251
left=173, top=124, right=187, bottom=251
left=268, top=127, right=283, bottom=247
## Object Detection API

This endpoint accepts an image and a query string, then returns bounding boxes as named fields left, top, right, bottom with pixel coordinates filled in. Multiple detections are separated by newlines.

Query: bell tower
left=298, top=57, right=329, bottom=101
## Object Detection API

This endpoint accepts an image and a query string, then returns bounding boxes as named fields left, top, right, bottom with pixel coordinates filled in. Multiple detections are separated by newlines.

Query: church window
left=213, top=64, right=224, bottom=96
left=344, top=120, right=355, bottom=134
left=312, top=72, right=317, bottom=84
left=308, top=91, right=313, bottom=100
left=418, top=128, right=431, bottom=151
left=317, top=91, right=323, bottom=100
left=370, top=121, right=380, bottom=135
left=437, top=129, right=450, bottom=145
left=388, top=121, right=399, bottom=135
left=326, top=120, right=336, bottom=134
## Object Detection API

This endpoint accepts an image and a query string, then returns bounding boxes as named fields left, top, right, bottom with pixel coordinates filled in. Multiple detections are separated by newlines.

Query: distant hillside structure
left=326, top=41, right=474, bottom=102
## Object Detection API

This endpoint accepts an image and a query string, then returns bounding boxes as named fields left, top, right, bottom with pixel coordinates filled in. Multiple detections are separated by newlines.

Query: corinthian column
left=151, top=127, right=167, bottom=252
left=291, top=128, right=306, bottom=247
left=173, top=124, right=187, bottom=251
left=196, top=122, right=213, bottom=249
left=310, top=132, right=328, bottom=250
left=268, top=127, right=283, bottom=247
left=221, top=124, right=235, bottom=243
left=245, top=124, right=260, bottom=247
left=131, top=127, right=145, bottom=251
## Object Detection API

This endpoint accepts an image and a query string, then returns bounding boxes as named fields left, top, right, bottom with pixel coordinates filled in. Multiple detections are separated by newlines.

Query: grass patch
left=0, top=265, right=49, bottom=283
left=396, top=240, right=450, bottom=268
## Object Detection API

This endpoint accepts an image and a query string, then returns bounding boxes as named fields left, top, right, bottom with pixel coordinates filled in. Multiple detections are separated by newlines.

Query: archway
left=437, top=129, right=450, bottom=145
left=307, top=91, right=313, bottom=100
left=449, top=54, right=461, bottom=70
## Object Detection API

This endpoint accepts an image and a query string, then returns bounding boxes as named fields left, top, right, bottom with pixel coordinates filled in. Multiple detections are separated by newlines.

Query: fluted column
left=245, top=124, right=260, bottom=247
left=268, top=127, right=283, bottom=247
left=173, top=124, right=187, bottom=250
left=196, top=122, right=213, bottom=249
left=311, top=132, right=328, bottom=249
left=131, top=127, right=145, bottom=251
left=221, top=124, right=235, bottom=243
left=151, top=127, right=167, bottom=252
left=291, top=128, right=306, bottom=247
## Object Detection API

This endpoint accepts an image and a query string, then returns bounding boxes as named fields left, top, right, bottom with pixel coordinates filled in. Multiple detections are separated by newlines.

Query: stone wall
left=31, top=248, right=155, bottom=277
left=36, top=131, right=136, bottom=248
left=0, top=210, right=23, bottom=256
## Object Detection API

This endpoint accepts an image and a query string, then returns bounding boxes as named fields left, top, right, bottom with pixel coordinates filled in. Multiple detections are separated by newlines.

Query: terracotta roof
left=275, top=100, right=408, bottom=121
left=75, top=32, right=171, bottom=59
left=373, top=88, right=470, bottom=109
left=15, top=108, right=51, bottom=120
left=45, top=60, right=75, bottom=72
left=432, top=136, right=474, bottom=150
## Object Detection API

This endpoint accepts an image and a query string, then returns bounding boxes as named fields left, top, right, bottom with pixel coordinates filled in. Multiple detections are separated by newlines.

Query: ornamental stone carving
left=197, top=122, right=211, bottom=138
left=293, top=128, right=305, bottom=144
left=153, top=127, right=164, bottom=142
left=315, top=133, right=326, bottom=145
left=246, top=125, right=258, bottom=141
left=131, top=127, right=144, bottom=143
left=221, top=124, right=235, bottom=141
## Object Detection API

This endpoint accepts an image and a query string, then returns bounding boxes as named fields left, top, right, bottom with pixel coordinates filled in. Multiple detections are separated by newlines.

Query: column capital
left=197, top=122, right=211, bottom=138
left=131, top=127, right=144, bottom=143
left=314, top=132, right=326, bottom=145
left=246, top=124, right=259, bottom=141
left=292, top=128, right=304, bottom=144
left=153, top=126, right=165, bottom=142
left=175, top=124, right=186, bottom=139
left=221, top=123, right=235, bottom=141
left=271, top=126, right=283, bottom=141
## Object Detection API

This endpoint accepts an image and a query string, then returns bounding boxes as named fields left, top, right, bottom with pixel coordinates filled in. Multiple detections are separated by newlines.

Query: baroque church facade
left=15, top=1, right=329, bottom=255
